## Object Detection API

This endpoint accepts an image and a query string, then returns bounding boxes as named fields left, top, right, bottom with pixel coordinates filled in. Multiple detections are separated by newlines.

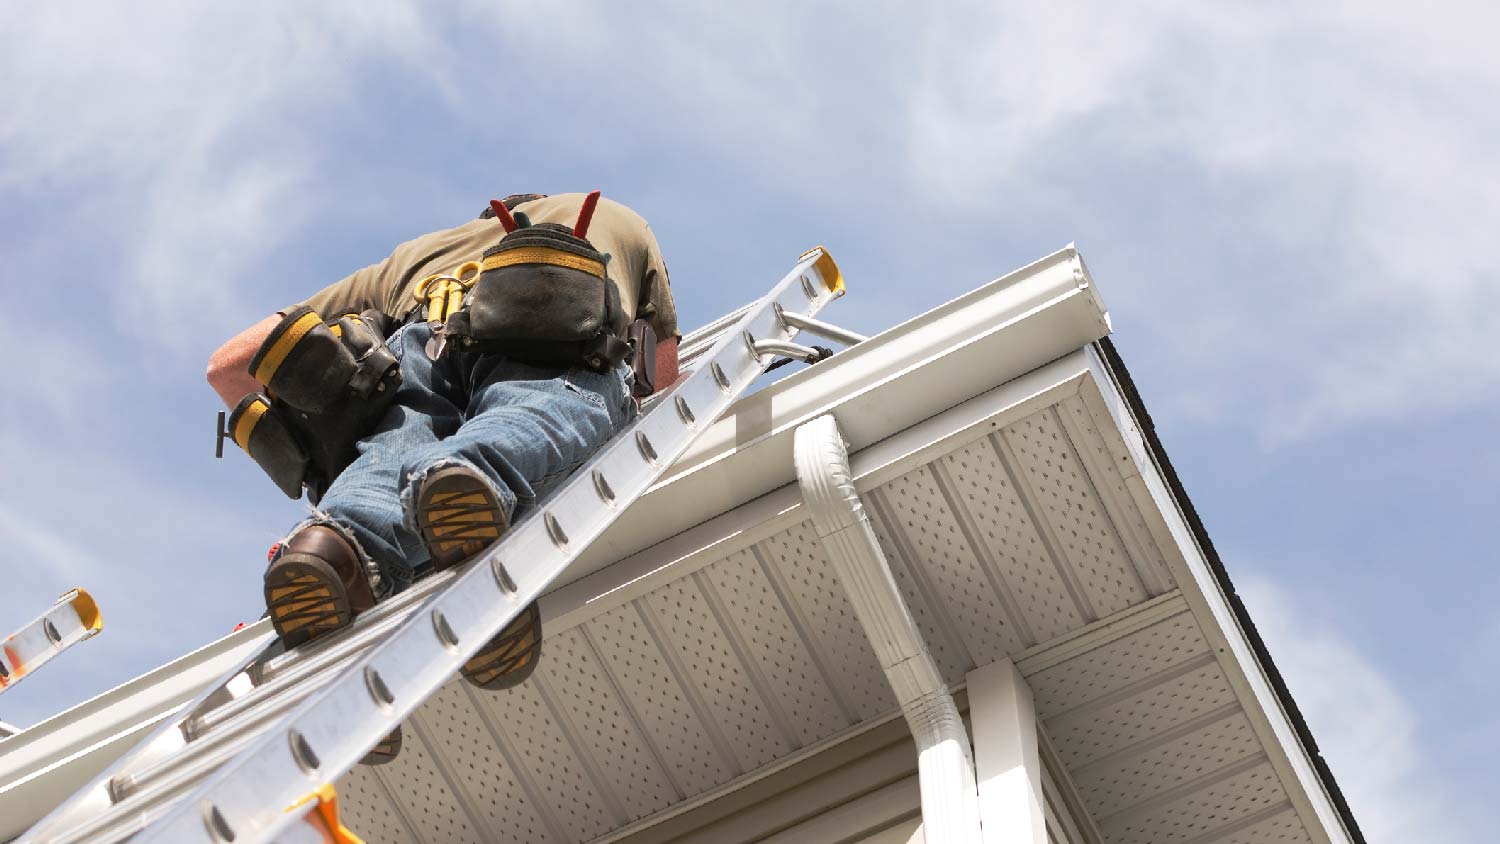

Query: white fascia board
left=0, top=622, right=273, bottom=843
left=565, top=245, right=1110, bottom=587
left=1079, top=346, right=1358, bottom=844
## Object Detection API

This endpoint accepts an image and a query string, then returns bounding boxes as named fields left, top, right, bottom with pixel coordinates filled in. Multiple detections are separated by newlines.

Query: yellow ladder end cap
left=798, top=246, right=845, bottom=297
left=66, top=588, right=103, bottom=634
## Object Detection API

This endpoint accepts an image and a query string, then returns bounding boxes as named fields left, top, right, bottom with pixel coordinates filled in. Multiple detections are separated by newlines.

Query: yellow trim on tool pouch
left=481, top=247, right=605, bottom=277
left=799, top=246, right=845, bottom=295
left=232, top=399, right=268, bottom=451
left=253, top=311, right=323, bottom=384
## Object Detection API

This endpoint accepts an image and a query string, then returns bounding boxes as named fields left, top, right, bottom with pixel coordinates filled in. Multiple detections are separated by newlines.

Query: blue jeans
left=293, top=321, right=636, bottom=596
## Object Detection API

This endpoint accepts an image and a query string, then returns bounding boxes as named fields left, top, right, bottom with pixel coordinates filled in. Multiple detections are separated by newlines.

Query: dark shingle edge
left=1093, top=336, right=1367, bottom=844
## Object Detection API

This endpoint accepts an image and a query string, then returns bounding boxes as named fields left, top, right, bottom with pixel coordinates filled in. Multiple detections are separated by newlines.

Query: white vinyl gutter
left=795, top=414, right=982, bottom=844
left=569, top=244, right=1110, bottom=585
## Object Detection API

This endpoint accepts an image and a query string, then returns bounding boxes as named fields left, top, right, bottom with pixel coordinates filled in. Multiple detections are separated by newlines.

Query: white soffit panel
left=406, top=680, right=562, bottom=842
left=1019, top=602, right=1312, bottom=844
left=507, top=345, right=1347, bottom=844
left=1081, top=348, right=1360, bottom=844
left=584, top=603, right=741, bottom=795
left=698, top=549, right=855, bottom=744
left=566, top=245, right=1111, bottom=585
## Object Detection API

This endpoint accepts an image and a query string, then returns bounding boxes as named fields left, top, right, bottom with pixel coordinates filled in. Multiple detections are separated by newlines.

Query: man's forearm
left=207, top=314, right=282, bottom=408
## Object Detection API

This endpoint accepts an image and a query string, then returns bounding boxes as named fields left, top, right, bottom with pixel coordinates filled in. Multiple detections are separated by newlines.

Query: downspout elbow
left=795, top=414, right=982, bottom=844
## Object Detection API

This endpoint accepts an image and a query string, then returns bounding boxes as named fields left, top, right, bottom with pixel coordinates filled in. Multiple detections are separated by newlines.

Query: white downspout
left=795, top=414, right=982, bottom=844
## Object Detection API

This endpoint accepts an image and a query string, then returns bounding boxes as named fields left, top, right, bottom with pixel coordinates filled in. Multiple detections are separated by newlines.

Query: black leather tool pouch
left=249, top=306, right=403, bottom=410
left=331, top=310, right=401, bottom=400
left=235, top=308, right=403, bottom=500
left=445, top=223, right=630, bottom=373
left=230, top=388, right=400, bottom=504
left=228, top=394, right=310, bottom=499
left=248, top=306, right=356, bottom=412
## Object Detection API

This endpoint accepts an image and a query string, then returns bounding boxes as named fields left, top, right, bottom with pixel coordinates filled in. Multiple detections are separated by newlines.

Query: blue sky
left=2, top=3, right=1494, bottom=840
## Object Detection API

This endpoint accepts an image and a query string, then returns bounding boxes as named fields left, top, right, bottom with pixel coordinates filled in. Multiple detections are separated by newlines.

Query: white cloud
left=0, top=509, right=95, bottom=585
left=1238, top=575, right=1472, bottom=842
left=5, top=2, right=1495, bottom=439
left=902, top=2, right=1500, bottom=443
left=0, top=2, right=450, bottom=351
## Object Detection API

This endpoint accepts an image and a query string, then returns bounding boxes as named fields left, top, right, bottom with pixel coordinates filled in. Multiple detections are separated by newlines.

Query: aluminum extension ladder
left=19, top=248, right=854, bottom=844
left=1, top=589, right=103, bottom=696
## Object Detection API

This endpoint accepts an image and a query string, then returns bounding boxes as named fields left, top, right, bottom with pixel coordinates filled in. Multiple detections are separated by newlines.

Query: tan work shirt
left=292, top=194, right=679, bottom=340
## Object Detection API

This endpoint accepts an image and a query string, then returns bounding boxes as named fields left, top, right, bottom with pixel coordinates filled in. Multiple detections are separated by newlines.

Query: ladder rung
left=53, top=724, right=265, bottom=844
left=252, top=570, right=454, bottom=685
left=773, top=307, right=867, bottom=346
left=189, top=573, right=458, bottom=742
left=115, top=693, right=283, bottom=805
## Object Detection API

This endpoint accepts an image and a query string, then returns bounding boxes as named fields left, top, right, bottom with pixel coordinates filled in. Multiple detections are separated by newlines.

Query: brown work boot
left=414, top=465, right=542, bottom=691
left=263, top=525, right=377, bottom=648
left=360, top=725, right=402, bottom=766
left=263, top=524, right=398, bottom=765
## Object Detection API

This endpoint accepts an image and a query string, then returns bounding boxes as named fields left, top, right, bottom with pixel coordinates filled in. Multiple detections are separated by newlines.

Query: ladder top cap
left=798, top=246, right=844, bottom=296
left=66, top=588, right=103, bottom=634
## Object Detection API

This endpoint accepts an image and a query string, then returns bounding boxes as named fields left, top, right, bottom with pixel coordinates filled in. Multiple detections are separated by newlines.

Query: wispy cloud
left=0, top=3, right=451, bottom=352
left=0, top=509, right=95, bottom=586
left=903, top=2, right=1500, bottom=443
left=5, top=3, right=1495, bottom=439
left=1238, top=575, right=1476, bottom=842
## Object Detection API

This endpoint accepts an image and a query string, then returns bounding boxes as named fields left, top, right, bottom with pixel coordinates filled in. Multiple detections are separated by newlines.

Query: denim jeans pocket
left=388, top=323, right=415, bottom=362
left=561, top=370, right=609, bottom=410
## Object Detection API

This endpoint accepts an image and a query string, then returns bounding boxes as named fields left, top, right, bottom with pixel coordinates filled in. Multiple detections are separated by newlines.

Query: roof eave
left=1089, top=336, right=1367, bottom=844
left=566, top=244, right=1111, bottom=587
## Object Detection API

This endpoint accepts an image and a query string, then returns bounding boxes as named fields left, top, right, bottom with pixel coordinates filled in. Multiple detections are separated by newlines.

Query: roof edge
left=1092, top=336, right=1366, bottom=844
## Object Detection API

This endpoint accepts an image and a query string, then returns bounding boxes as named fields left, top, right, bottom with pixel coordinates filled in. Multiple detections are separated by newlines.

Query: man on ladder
left=207, top=192, right=680, bottom=762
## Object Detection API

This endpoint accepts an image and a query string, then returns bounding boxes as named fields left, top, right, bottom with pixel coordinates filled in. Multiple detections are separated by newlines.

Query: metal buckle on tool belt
left=413, top=261, right=480, bottom=358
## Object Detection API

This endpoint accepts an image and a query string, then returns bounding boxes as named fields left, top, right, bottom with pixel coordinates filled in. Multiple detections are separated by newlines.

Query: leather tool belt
left=443, top=221, right=631, bottom=373
left=228, top=307, right=402, bottom=501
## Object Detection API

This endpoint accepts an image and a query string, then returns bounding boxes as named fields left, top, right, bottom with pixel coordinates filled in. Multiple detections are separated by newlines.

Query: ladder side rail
left=678, top=300, right=757, bottom=368
left=0, top=590, right=103, bottom=694
left=21, top=570, right=450, bottom=837
left=25, top=535, right=451, bottom=837
left=680, top=299, right=756, bottom=351
left=16, top=629, right=277, bottom=841
left=44, top=251, right=842, bottom=844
